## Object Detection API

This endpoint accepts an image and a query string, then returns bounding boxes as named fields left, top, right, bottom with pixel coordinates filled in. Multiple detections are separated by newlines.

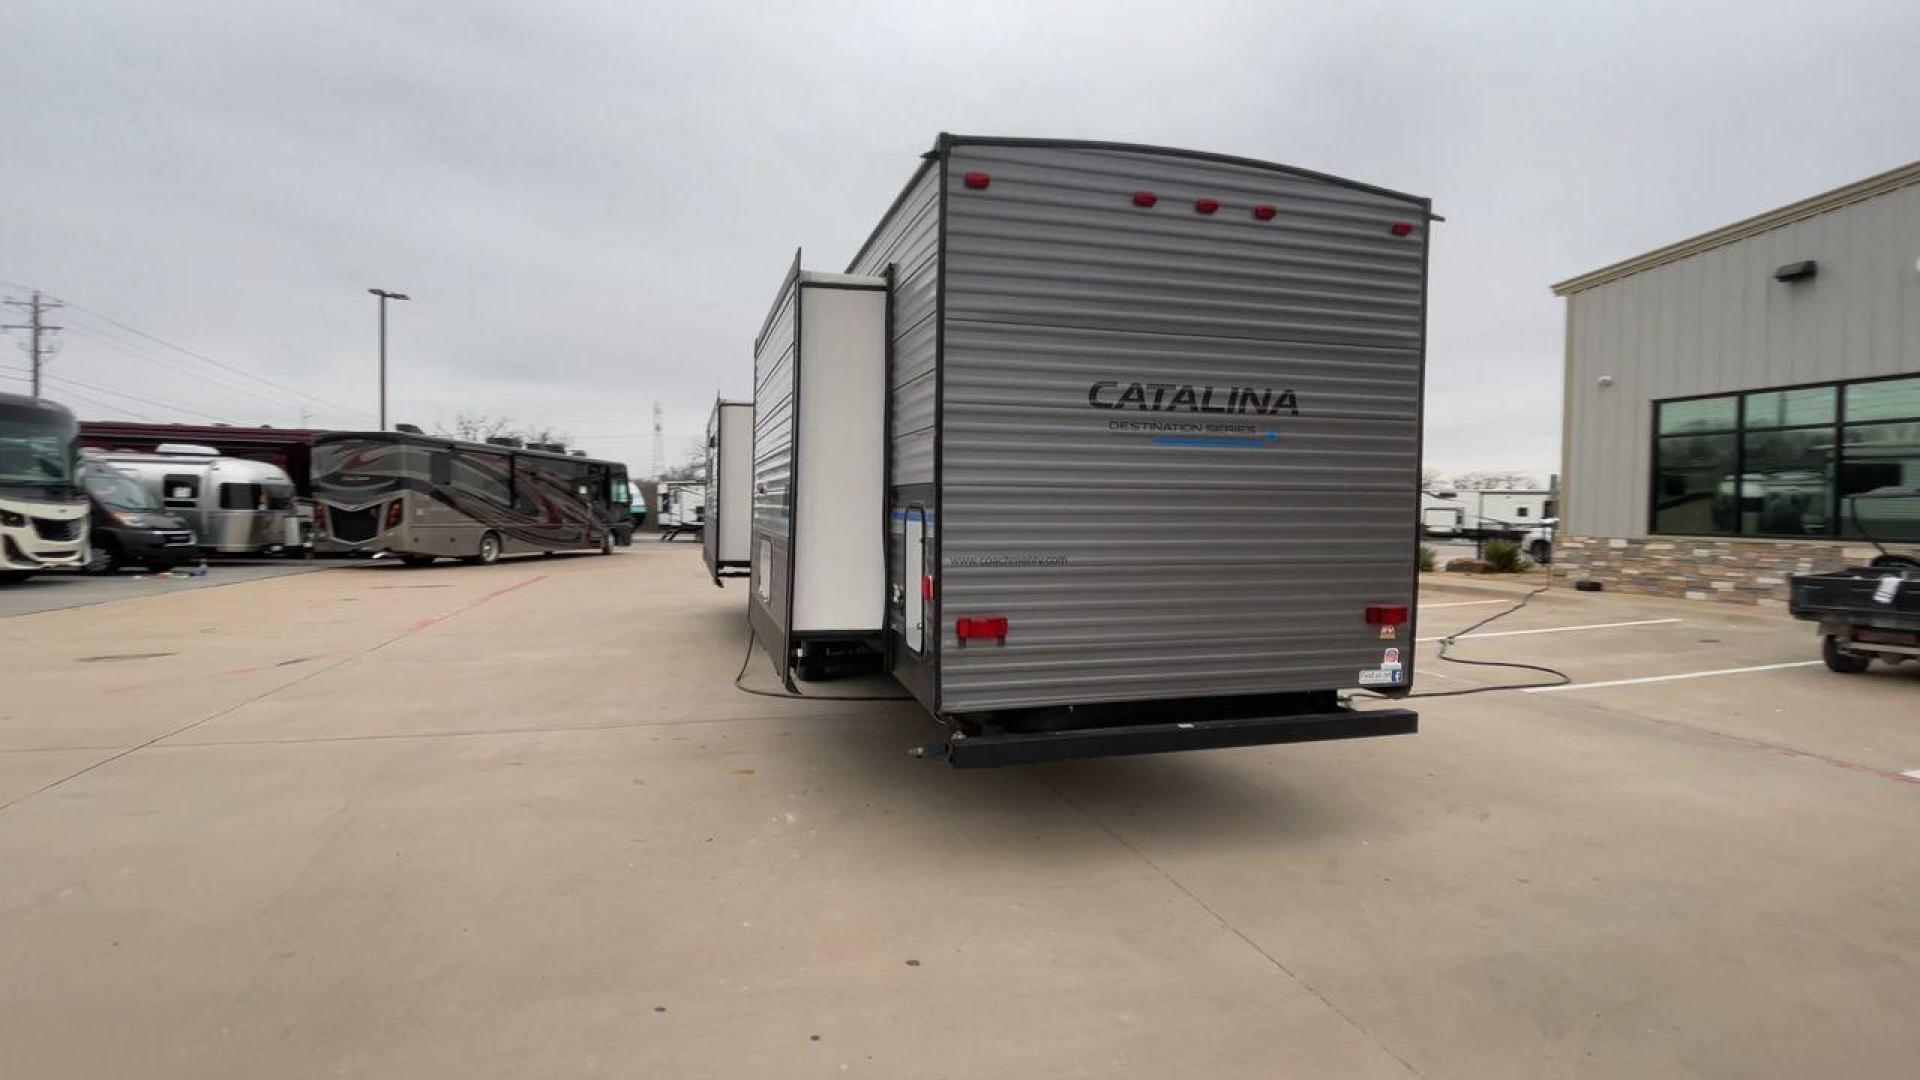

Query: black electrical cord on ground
left=1359, top=585, right=1572, bottom=699
left=731, top=625, right=913, bottom=702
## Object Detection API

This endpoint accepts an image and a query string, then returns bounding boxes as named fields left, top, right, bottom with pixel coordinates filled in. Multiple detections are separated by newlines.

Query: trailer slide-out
left=751, top=134, right=1432, bottom=766
left=704, top=399, right=753, bottom=584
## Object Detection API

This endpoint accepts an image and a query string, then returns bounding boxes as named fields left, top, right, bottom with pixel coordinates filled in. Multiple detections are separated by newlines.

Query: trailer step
left=923, top=707, right=1417, bottom=768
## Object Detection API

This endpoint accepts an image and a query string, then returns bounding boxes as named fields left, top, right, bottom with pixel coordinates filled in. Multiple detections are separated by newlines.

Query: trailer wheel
left=1822, top=635, right=1872, bottom=674
left=471, top=532, right=502, bottom=566
left=599, top=531, right=614, bottom=555
left=1528, top=540, right=1551, bottom=565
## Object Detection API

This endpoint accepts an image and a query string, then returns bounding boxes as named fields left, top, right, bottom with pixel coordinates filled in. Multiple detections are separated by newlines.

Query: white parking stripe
left=1421, top=599, right=1512, bottom=610
left=1418, top=618, right=1680, bottom=644
left=1522, top=660, right=1824, bottom=694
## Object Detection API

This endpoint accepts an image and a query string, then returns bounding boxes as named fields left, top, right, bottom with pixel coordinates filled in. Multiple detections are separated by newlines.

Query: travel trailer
left=742, top=135, right=1432, bottom=766
left=703, top=399, right=752, bottom=583
left=85, top=444, right=301, bottom=556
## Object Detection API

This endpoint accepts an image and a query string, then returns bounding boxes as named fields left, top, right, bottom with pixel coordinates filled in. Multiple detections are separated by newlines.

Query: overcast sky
left=5, top=1, right=1918, bottom=480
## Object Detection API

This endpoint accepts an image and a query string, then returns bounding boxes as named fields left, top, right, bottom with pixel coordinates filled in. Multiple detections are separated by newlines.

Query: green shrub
left=1418, top=544, right=1436, bottom=572
left=1483, top=539, right=1528, bottom=573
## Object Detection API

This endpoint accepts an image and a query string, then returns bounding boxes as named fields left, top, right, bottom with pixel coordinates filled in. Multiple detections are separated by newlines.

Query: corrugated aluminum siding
left=849, top=163, right=940, bottom=486
left=938, top=142, right=1429, bottom=712
left=1564, top=180, right=1920, bottom=536
left=750, top=270, right=799, bottom=636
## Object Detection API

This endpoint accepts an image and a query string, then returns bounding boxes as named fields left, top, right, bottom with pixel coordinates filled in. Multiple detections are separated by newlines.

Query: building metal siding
left=750, top=268, right=799, bottom=639
left=1563, top=179, right=1920, bottom=537
left=936, top=142, right=1429, bottom=712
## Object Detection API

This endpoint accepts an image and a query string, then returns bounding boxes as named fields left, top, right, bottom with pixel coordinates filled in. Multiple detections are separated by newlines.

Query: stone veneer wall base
left=1553, top=536, right=1884, bottom=607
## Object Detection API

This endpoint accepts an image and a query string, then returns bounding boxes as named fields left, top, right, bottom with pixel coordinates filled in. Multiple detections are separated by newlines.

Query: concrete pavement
left=1, top=546, right=1917, bottom=1078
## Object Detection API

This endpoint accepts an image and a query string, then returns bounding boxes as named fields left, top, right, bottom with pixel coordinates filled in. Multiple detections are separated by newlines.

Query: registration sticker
left=1358, top=669, right=1403, bottom=686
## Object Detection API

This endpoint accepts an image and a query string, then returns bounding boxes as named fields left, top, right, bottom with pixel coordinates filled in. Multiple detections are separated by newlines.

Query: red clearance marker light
left=1365, top=605, right=1410, bottom=626
left=1132, top=190, right=1158, bottom=208
left=922, top=574, right=934, bottom=600
left=1252, top=204, right=1278, bottom=221
left=963, top=171, right=991, bottom=190
left=1194, top=197, right=1220, bottom=214
left=1390, top=221, right=1415, bottom=237
left=955, top=615, right=1010, bottom=641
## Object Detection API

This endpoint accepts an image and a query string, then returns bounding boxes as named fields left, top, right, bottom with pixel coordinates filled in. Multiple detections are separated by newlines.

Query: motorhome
left=703, top=399, right=752, bottom=583
left=0, top=392, right=88, bottom=581
left=746, top=135, right=1432, bottom=766
left=87, top=445, right=302, bottom=556
left=309, top=431, right=631, bottom=564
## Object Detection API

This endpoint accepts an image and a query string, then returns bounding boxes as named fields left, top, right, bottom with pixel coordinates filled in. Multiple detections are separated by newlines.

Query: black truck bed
left=1790, top=567, right=1920, bottom=627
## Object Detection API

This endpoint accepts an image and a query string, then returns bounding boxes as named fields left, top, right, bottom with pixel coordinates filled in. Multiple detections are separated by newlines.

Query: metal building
left=1551, top=160, right=1920, bottom=603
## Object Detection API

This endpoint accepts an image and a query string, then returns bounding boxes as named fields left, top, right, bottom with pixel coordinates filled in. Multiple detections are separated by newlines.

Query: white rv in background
left=655, top=479, right=705, bottom=540
left=1421, top=488, right=1557, bottom=540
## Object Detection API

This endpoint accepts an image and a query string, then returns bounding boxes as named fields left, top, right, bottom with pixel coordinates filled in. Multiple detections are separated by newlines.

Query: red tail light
left=1252, top=204, right=1277, bottom=221
left=963, top=171, right=991, bottom=190
left=1132, top=190, right=1158, bottom=208
left=1365, top=605, right=1410, bottom=626
left=385, top=499, right=404, bottom=529
left=956, top=615, right=1009, bottom=641
left=1390, top=221, right=1415, bottom=237
left=1194, top=198, right=1220, bottom=215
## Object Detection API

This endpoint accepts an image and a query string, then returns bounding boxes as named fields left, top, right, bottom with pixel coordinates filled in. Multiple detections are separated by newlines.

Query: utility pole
left=2, top=291, right=64, bottom=397
left=367, top=288, right=410, bottom=431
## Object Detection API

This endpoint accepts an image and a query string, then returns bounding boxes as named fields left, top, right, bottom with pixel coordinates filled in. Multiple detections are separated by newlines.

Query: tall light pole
left=368, top=288, right=409, bottom=430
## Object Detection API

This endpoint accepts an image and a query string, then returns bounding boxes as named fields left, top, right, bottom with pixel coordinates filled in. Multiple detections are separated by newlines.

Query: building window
left=1652, top=374, right=1920, bottom=540
left=1840, top=420, right=1920, bottom=542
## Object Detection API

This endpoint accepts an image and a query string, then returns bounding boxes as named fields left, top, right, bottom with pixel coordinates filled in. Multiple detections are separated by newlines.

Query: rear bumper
left=929, top=705, right=1417, bottom=768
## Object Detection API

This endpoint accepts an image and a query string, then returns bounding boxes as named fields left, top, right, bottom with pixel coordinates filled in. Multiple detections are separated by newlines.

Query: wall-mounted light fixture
left=1773, top=260, right=1818, bottom=282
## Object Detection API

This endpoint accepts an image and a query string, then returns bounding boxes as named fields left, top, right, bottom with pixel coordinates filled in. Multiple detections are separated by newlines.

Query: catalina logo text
left=1087, top=381, right=1299, bottom=416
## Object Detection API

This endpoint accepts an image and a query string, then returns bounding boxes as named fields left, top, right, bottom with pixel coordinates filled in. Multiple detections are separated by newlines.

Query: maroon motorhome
left=78, top=423, right=328, bottom=496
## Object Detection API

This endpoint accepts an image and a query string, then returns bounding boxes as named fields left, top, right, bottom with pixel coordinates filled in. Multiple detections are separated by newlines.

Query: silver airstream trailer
left=85, top=444, right=304, bottom=555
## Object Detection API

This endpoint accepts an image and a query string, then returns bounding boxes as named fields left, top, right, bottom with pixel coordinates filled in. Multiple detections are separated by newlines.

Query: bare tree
left=434, top=414, right=572, bottom=447
left=1451, top=471, right=1541, bottom=491
left=437, top=413, right=514, bottom=442
left=1421, top=468, right=1447, bottom=490
left=520, top=425, right=574, bottom=447
left=655, top=435, right=707, bottom=481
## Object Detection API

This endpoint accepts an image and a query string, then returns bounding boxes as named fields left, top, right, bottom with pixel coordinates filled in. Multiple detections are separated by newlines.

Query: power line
left=61, top=322, right=313, bottom=420
left=40, top=383, right=150, bottom=420
left=55, top=299, right=375, bottom=420
left=1, top=291, right=63, bottom=396
left=0, top=281, right=375, bottom=421
left=40, top=371, right=232, bottom=423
